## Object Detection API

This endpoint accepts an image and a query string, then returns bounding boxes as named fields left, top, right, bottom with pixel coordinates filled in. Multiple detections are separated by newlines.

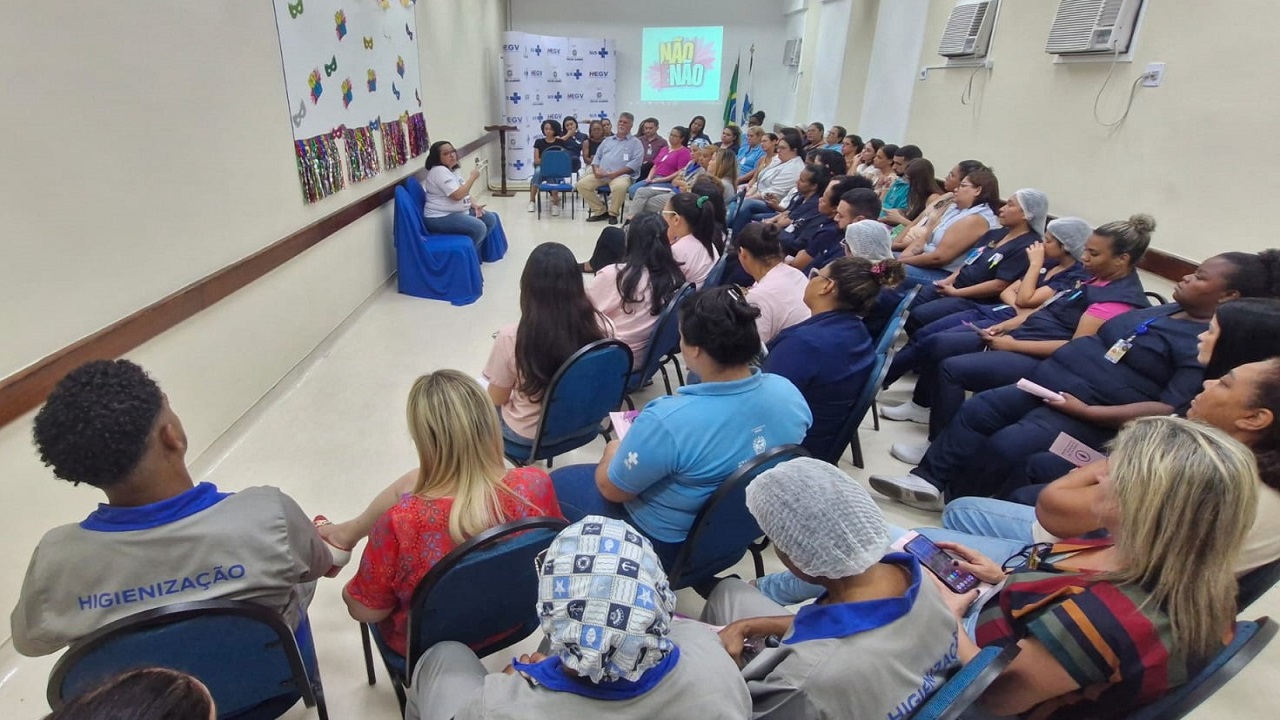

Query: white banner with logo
left=501, top=32, right=617, bottom=183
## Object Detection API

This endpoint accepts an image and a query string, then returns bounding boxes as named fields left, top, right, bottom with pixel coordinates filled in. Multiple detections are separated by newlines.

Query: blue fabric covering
left=785, top=554, right=922, bottom=643
left=81, top=483, right=229, bottom=532
left=909, top=645, right=1006, bottom=720
left=392, top=185, right=483, bottom=306
left=481, top=213, right=508, bottom=263
left=513, top=648, right=680, bottom=700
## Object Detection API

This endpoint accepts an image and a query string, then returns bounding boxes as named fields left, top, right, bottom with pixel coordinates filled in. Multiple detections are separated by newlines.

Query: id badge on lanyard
left=1104, top=317, right=1156, bottom=364
left=1039, top=284, right=1083, bottom=311
left=962, top=247, right=984, bottom=266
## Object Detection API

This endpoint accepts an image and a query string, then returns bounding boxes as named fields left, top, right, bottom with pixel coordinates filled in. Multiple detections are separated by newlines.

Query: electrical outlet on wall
left=1142, top=62, right=1166, bottom=87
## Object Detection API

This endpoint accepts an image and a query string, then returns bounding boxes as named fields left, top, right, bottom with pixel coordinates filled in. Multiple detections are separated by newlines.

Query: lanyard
left=1124, top=316, right=1158, bottom=344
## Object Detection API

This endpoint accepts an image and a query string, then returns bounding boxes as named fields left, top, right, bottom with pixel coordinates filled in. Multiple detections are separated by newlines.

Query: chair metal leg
left=547, top=456, right=554, bottom=468
left=850, top=435, right=865, bottom=469
left=672, top=357, right=686, bottom=388
left=659, top=365, right=673, bottom=395
left=313, top=680, right=331, bottom=720
left=748, top=537, right=771, bottom=578
left=624, top=394, right=635, bottom=411
left=536, top=192, right=541, bottom=219
left=393, top=682, right=407, bottom=715
left=872, top=399, right=881, bottom=431
left=360, top=624, right=376, bottom=686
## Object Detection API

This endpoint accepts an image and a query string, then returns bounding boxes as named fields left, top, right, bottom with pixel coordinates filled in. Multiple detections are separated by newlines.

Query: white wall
left=806, top=0, right=855, bottom=129
left=0, top=0, right=506, bottom=640
left=904, top=0, right=1280, bottom=261
left=510, top=0, right=792, bottom=133
left=858, top=0, right=929, bottom=141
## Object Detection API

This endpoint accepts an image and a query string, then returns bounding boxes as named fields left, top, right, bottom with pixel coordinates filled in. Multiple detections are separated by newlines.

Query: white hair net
left=1046, top=217, right=1093, bottom=260
left=843, top=219, right=893, bottom=262
left=745, top=457, right=889, bottom=579
left=1012, top=188, right=1049, bottom=237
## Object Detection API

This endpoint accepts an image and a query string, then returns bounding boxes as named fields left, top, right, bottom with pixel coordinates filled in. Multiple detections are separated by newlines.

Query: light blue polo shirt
left=609, top=369, right=812, bottom=543
left=881, top=176, right=910, bottom=216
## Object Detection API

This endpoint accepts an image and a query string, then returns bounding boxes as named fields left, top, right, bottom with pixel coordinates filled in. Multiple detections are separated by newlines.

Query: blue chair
left=360, top=517, right=569, bottom=712
left=1239, top=558, right=1280, bottom=610
left=702, top=252, right=730, bottom=289
left=535, top=148, right=575, bottom=219
left=726, top=187, right=747, bottom=237
left=1146, top=291, right=1169, bottom=306
left=909, top=644, right=1020, bottom=720
left=504, top=339, right=633, bottom=467
left=405, top=178, right=507, bottom=264
left=626, top=282, right=695, bottom=405
left=47, top=600, right=328, bottom=720
left=666, top=445, right=810, bottom=591
left=869, top=285, right=920, bottom=430
left=392, top=185, right=483, bottom=306
left=1128, top=617, right=1277, bottom=720
left=822, top=345, right=897, bottom=469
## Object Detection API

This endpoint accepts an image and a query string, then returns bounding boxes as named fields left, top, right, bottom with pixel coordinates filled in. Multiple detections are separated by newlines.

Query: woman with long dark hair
left=687, top=115, right=711, bottom=148
left=483, top=243, right=612, bottom=443
left=422, top=140, right=497, bottom=250
left=899, top=168, right=1002, bottom=288
left=586, top=214, right=686, bottom=366
left=664, top=191, right=721, bottom=287
left=883, top=158, right=943, bottom=228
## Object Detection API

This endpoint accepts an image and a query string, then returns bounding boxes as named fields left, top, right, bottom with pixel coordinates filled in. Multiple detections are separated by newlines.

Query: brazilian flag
left=722, top=54, right=740, bottom=127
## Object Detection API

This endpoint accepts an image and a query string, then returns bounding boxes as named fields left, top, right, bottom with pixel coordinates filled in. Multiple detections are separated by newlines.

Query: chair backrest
left=405, top=517, right=569, bottom=675
left=47, top=600, right=318, bottom=718
left=667, top=445, right=810, bottom=589
left=819, top=346, right=895, bottom=464
left=630, top=282, right=695, bottom=390
left=394, top=185, right=427, bottom=239
left=1238, top=559, right=1280, bottom=611
left=874, top=285, right=920, bottom=356
left=1127, top=617, right=1277, bottom=720
left=701, top=252, right=730, bottom=289
left=727, top=187, right=748, bottom=230
left=402, top=177, right=427, bottom=212
left=909, top=644, right=1021, bottom=720
left=538, top=147, right=572, bottom=181
left=1146, top=291, right=1169, bottom=306
left=526, top=339, right=633, bottom=459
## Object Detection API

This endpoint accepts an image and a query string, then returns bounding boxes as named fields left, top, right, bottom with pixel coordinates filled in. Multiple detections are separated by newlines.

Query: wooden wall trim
left=1137, top=248, right=1196, bottom=284
left=0, top=132, right=497, bottom=429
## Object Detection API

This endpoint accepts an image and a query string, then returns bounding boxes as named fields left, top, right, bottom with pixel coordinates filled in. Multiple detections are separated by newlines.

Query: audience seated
left=899, top=168, right=1002, bottom=288
left=577, top=112, right=644, bottom=224
left=893, top=159, right=986, bottom=253
left=701, top=458, right=956, bottom=719
left=871, top=143, right=899, bottom=196
left=737, top=132, right=777, bottom=188
left=763, top=258, right=903, bottom=457
left=337, top=371, right=562, bottom=658
left=838, top=189, right=893, bottom=261
left=883, top=158, right=943, bottom=233
left=637, top=116, right=668, bottom=177
left=687, top=114, right=712, bottom=149
left=840, top=133, right=863, bottom=174
left=822, top=125, right=847, bottom=151
left=942, top=417, right=1258, bottom=718
left=729, top=128, right=806, bottom=235
left=526, top=119, right=567, bottom=214
left=556, top=116, right=587, bottom=173
left=737, top=125, right=767, bottom=179
left=904, top=187, right=1048, bottom=332
left=719, top=125, right=742, bottom=154
left=806, top=147, right=848, bottom=178
left=747, top=110, right=767, bottom=128
left=738, top=223, right=811, bottom=344
left=622, top=126, right=691, bottom=221
left=761, top=163, right=830, bottom=239
left=802, top=122, right=825, bottom=154
left=483, top=243, right=613, bottom=444
left=855, top=138, right=884, bottom=183
left=664, top=191, right=722, bottom=287
left=786, top=175, right=866, bottom=272
left=422, top=141, right=498, bottom=251
left=46, top=668, right=215, bottom=720
left=871, top=246, right=1280, bottom=508
left=585, top=214, right=686, bottom=366
left=582, top=119, right=607, bottom=166
left=405, top=517, right=751, bottom=720
left=547, top=287, right=810, bottom=563
left=881, top=216, right=1148, bottom=450
left=878, top=144, right=923, bottom=222
left=11, top=360, right=333, bottom=657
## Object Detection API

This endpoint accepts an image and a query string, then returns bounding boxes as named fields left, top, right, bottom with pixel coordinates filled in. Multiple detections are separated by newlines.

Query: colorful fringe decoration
left=407, top=112, right=429, bottom=158
left=294, top=133, right=345, bottom=203
left=382, top=117, right=409, bottom=169
left=343, top=125, right=381, bottom=183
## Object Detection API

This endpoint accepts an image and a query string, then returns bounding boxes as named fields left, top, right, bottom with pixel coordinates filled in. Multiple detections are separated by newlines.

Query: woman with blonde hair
left=321, top=370, right=563, bottom=657
left=939, top=416, right=1258, bottom=718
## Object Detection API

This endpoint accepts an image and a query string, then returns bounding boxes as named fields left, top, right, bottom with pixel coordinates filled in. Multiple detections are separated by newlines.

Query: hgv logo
left=547, top=47, right=562, bottom=55
left=528, top=69, right=543, bottom=78
left=567, top=92, right=585, bottom=100
left=503, top=44, right=520, bottom=52
left=589, top=71, right=609, bottom=78
left=506, top=116, right=523, bottom=125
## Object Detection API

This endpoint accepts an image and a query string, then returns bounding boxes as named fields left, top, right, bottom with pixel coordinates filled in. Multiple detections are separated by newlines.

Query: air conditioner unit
left=1045, top=0, right=1144, bottom=55
left=938, top=0, right=998, bottom=59
left=783, top=38, right=803, bottom=67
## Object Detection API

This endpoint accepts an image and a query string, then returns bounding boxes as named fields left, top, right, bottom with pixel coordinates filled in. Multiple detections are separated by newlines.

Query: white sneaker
left=880, top=400, right=931, bottom=424
left=550, top=203, right=561, bottom=217
left=890, top=441, right=930, bottom=465
left=868, top=473, right=944, bottom=512
left=527, top=201, right=536, bottom=213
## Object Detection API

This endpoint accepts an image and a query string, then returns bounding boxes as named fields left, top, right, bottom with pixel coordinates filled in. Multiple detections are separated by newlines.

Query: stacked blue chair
left=47, top=600, right=329, bottom=720
left=392, top=185, right=482, bottom=306
left=535, top=148, right=576, bottom=219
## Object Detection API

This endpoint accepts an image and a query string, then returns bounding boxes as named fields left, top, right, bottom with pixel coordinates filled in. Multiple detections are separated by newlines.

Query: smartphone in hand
left=904, top=535, right=979, bottom=593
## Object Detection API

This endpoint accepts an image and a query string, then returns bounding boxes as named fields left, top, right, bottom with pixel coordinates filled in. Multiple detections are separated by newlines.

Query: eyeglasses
left=660, top=210, right=677, bottom=216
left=807, top=268, right=831, bottom=281
left=1002, top=542, right=1054, bottom=572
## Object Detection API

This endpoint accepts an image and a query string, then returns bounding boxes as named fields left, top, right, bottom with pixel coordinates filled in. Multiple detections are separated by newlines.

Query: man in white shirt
left=576, top=112, right=644, bottom=224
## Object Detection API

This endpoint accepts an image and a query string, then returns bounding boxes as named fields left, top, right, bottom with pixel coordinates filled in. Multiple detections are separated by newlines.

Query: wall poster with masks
left=272, top=0, right=428, bottom=203
left=500, top=32, right=617, bottom=184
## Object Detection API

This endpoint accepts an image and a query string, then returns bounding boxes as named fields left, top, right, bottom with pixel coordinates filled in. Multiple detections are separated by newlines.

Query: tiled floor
left=1, top=191, right=1276, bottom=718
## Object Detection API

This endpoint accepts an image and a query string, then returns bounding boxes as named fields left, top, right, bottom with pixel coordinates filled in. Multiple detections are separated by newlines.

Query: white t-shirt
left=422, top=165, right=471, bottom=218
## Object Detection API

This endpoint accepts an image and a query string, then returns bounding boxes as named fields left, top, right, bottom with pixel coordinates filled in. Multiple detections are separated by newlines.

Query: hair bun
left=1128, top=213, right=1157, bottom=235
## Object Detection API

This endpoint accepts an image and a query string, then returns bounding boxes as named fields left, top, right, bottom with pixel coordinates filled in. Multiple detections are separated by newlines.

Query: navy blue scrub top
left=1029, top=304, right=1207, bottom=408
left=953, top=228, right=1039, bottom=289
left=1014, top=270, right=1148, bottom=341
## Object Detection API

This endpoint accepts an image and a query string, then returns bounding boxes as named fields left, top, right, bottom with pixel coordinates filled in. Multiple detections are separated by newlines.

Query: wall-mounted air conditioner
left=938, top=0, right=999, bottom=59
left=783, top=38, right=803, bottom=67
left=1045, top=0, right=1144, bottom=55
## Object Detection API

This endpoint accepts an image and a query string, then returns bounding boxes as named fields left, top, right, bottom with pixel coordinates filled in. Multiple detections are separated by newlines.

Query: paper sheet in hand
left=1048, top=432, right=1106, bottom=467
left=610, top=410, right=641, bottom=440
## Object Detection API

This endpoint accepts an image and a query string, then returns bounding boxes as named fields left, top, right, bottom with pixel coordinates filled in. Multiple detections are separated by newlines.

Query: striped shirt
left=975, top=540, right=1207, bottom=720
